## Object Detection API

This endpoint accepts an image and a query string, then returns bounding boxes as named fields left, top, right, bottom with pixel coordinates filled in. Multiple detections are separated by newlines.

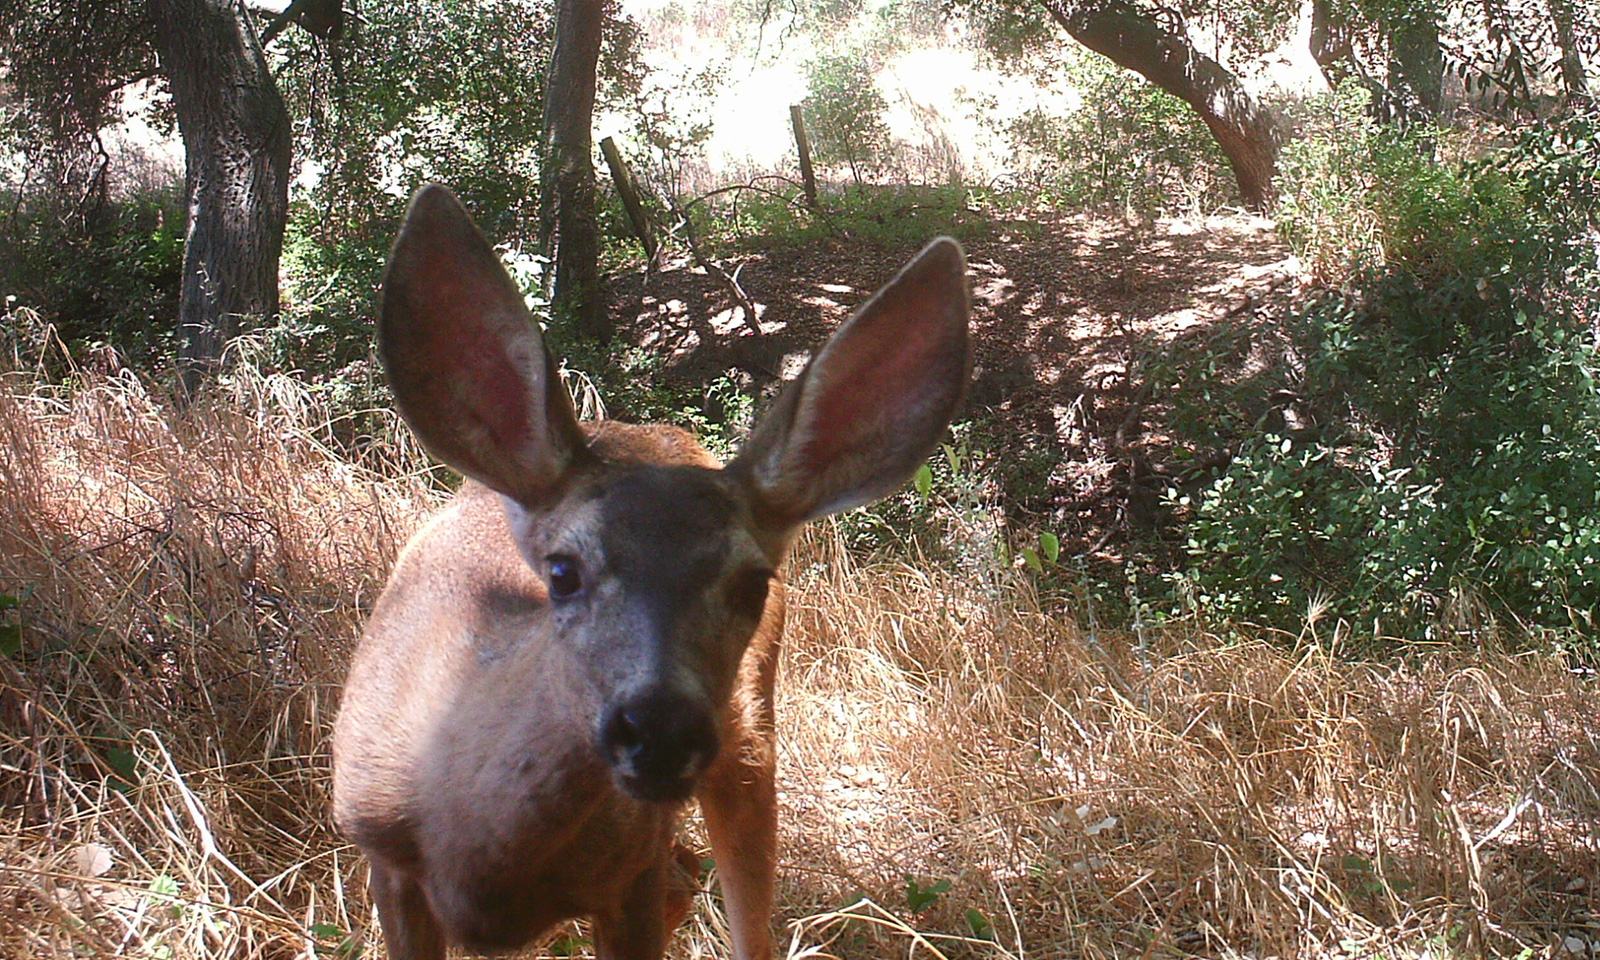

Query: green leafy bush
left=803, top=52, right=893, bottom=185
left=1175, top=102, right=1600, bottom=639
left=0, top=182, right=184, bottom=367
left=704, top=180, right=984, bottom=254
left=271, top=0, right=645, bottom=389
left=1003, top=53, right=1232, bottom=214
left=267, top=0, right=555, bottom=383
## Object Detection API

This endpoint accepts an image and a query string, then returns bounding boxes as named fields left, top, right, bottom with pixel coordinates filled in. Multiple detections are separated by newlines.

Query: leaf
left=312, top=923, right=365, bottom=959
left=1040, top=531, right=1060, bottom=563
left=149, top=874, right=180, bottom=898
left=1020, top=546, right=1042, bottom=574
left=105, top=746, right=138, bottom=792
left=966, top=907, right=995, bottom=940
left=904, top=876, right=951, bottom=914
left=72, top=842, right=113, bottom=877
left=912, top=462, right=932, bottom=497
left=549, top=934, right=590, bottom=957
left=0, top=594, right=19, bottom=658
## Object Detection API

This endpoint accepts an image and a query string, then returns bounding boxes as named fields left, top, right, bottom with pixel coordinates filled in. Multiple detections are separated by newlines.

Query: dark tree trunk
left=539, top=0, right=606, bottom=341
left=1037, top=0, right=1283, bottom=211
left=151, top=0, right=290, bottom=395
left=1546, top=0, right=1593, bottom=100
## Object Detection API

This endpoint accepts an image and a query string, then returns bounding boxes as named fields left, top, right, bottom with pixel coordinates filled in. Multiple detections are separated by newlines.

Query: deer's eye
left=726, top=568, right=773, bottom=620
left=547, top=555, right=584, bottom=599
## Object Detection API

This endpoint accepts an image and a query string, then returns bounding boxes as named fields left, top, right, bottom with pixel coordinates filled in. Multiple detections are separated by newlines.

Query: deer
left=331, top=183, right=971, bottom=960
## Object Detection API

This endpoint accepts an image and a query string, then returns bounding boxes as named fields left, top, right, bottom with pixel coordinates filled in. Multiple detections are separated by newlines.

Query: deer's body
left=336, top=426, right=782, bottom=953
left=331, top=185, right=969, bottom=960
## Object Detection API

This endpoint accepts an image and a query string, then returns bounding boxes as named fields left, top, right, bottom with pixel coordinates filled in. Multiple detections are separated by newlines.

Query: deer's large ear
left=732, top=237, right=971, bottom=527
left=378, top=184, right=587, bottom=504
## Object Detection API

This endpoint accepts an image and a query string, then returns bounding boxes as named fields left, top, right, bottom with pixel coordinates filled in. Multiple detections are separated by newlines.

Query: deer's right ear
left=379, top=184, right=587, bottom=504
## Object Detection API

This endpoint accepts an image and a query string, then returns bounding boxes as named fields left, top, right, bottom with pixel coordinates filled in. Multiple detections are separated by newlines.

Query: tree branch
left=258, top=0, right=311, bottom=45
left=1032, top=0, right=1284, bottom=209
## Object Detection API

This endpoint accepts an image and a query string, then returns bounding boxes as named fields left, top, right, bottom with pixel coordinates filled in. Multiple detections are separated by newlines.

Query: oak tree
left=1, top=0, right=301, bottom=392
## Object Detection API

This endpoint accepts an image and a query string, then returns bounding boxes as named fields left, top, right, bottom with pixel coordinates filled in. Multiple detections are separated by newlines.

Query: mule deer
left=331, top=184, right=971, bottom=960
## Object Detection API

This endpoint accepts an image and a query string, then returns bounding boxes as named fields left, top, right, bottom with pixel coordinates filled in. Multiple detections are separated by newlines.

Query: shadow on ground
left=605, top=209, right=1301, bottom=560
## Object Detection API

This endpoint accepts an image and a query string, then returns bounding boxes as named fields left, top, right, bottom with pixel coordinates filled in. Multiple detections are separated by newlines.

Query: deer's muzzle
left=599, top=689, right=720, bottom=803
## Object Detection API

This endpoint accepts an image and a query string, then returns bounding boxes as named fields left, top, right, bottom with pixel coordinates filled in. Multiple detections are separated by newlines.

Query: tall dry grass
left=1, top=362, right=1596, bottom=960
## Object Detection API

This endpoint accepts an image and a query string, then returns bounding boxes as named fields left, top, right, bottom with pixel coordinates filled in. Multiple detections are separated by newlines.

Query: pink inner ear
left=412, top=253, right=535, bottom=452
left=464, top=342, right=535, bottom=451
left=801, top=313, right=946, bottom=469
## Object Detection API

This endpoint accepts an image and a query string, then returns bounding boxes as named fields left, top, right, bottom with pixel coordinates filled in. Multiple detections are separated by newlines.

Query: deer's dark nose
left=600, top=690, right=720, bottom=803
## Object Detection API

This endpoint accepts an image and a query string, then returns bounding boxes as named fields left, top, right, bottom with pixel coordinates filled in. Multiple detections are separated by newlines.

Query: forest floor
left=606, top=208, right=1303, bottom=563
left=5, top=211, right=1598, bottom=960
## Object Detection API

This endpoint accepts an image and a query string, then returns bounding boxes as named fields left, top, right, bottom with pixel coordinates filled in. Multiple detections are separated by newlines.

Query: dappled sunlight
left=971, top=272, right=1017, bottom=305
left=708, top=304, right=762, bottom=334
left=606, top=205, right=1306, bottom=562
left=5, top=0, right=1595, bottom=955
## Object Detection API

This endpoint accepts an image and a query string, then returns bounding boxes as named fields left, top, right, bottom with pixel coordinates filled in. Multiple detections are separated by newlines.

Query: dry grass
left=1, top=364, right=1596, bottom=960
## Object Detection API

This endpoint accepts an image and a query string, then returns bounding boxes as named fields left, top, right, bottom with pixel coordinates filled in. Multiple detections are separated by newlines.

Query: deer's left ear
left=730, top=237, right=971, bottom=527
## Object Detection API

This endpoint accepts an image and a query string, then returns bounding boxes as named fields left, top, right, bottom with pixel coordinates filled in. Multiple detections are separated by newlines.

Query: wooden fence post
left=599, top=136, right=657, bottom=262
left=790, top=104, right=818, bottom=210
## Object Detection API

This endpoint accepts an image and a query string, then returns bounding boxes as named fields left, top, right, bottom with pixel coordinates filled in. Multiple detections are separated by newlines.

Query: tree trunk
left=791, top=104, right=818, bottom=209
left=1037, top=0, right=1283, bottom=211
left=599, top=135, right=657, bottom=263
left=539, top=0, right=606, bottom=341
left=151, top=0, right=290, bottom=396
left=1546, top=0, right=1593, bottom=100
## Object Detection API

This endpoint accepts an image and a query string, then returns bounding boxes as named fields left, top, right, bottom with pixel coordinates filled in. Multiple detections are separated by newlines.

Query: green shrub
left=1003, top=53, right=1233, bottom=214
left=803, top=52, right=893, bottom=185
left=704, top=181, right=984, bottom=254
left=1174, top=104, right=1600, bottom=640
left=270, top=0, right=647, bottom=394
left=0, top=182, right=184, bottom=367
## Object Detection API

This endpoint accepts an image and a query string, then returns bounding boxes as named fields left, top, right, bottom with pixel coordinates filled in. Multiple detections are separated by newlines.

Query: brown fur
left=333, top=422, right=783, bottom=954
left=330, top=184, right=970, bottom=960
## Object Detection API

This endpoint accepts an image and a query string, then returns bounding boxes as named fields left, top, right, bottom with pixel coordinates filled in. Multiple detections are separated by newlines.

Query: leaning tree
left=0, top=0, right=311, bottom=393
left=956, top=0, right=1297, bottom=210
left=955, top=0, right=1593, bottom=210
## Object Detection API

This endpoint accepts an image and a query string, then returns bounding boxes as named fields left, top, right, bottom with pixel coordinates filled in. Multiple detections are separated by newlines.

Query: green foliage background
left=1171, top=93, right=1600, bottom=639
left=2, top=0, right=1597, bottom=646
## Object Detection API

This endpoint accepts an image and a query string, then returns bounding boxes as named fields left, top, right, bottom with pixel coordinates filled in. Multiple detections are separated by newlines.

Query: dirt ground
left=606, top=211, right=1302, bottom=559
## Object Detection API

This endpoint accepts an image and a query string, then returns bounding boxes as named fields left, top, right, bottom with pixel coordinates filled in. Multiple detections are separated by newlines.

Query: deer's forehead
left=588, top=466, right=749, bottom=571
